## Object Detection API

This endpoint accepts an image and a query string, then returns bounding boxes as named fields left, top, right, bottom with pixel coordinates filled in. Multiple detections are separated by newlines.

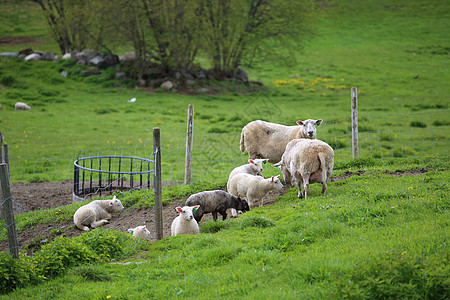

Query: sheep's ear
left=113, top=195, right=117, bottom=200
left=263, top=159, right=269, bottom=164
left=296, top=120, right=304, bottom=126
left=316, top=119, right=323, bottom=126
left=175, top=206, right=183, bottom=212
left=109, top=201, right=113, bottom=206
left=270, top=176, right=275, bottom=181
left=272, top=162, right=280, bottom=168
left=248, top=159, right=254, bottom=164
left=194, top=205, right=200, bottom=210
left=127, top=229, right=133, bottom=233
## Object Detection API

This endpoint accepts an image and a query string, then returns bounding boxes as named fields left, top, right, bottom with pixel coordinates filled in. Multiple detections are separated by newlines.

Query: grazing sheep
left=240, top=119, right=323, bottom=163
left=227, top=158, right=268, bottom=217
left=171, top=205, right=201, bottom=236
left=73, top=195, right=124, bottom=231
left=228, top=174, right=283, bottom=208
left=128, top=225, right=152, bottom=240
left=15, top=102, right=31, bottom=111
left=273, top=138, right=334, bottom=199
left=185, top=190, right=250, bottom=222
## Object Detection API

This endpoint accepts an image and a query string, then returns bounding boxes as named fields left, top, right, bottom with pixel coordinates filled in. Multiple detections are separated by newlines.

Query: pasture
left=0, top=0, right=449, bottom=298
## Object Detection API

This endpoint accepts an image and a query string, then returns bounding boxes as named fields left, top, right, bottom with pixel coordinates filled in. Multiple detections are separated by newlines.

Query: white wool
left=73, top=195, right=124, bottom=231
left=128, top=225, right=151, bottom=240
left=15, top=102, right=31, bottom=111
left=171, top=205, right=200, bottom=236
left=275, top=138, right=334, bottom=199
left=240, top=119, right=323, bottom=163
left=228, top=174, right=283, bottom=208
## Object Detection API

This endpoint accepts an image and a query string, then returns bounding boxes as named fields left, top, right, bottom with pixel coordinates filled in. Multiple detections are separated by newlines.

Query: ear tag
left=193, top=208, right=197, bottom=213
left=317, top=121, right=321, bottom=125
left=130, top=230, right=134, bottom=235
left=263, top=160, right=267, bottom=164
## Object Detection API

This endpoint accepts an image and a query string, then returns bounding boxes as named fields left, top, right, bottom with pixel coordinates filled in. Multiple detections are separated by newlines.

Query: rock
left=161, top=80, right=174, bottom=90
left=19, top=48, right=33, bottom=56
left=115, top=72, right=126, bottom=80
left=103, top=54, right=119, bottom=67
left=196, top=88, right=209, bottom=93
left=0, top=52, right=18, bottom=57
left=196, top=69, right=207, bottom=79
left=62, top=53, right=72, bottom=59
left=41, top=52, right=57, bottom=61
left=76, top=59, right=87, bottom=65
left=24, top=53, right=42, bottom=61
left=235, top=68, right=249, bottom=82
left=89, top=56, right=106, bottom=68
left=78, top=49, right=97, bottom=61
left=60, top=71, right=68, bottom=78
left=121, top=52, right=136, bottom=61
left=185, top=79, right=196, bottom=86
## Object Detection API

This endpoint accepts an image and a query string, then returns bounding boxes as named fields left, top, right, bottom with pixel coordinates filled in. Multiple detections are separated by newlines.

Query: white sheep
left=228, top=174, right=283, bottom=208
left=171, top=205, right=201, bottom=236
left=15, top=102, right=31, bottom=111
left=240, top=119, right=323, bottom=163
left=227, top=158, right=268, bottom=217
left=73, top=195, right=124, bottom=231
left=273, top=138, right=334, bottom=199
left=185, top=190, right=250, bottom=222
left=127, top=225, right=152, bottom=240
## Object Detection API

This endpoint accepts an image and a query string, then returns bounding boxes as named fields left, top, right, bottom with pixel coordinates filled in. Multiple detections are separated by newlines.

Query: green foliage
left=200, top=220, right=230, bottom=233
left=68, top=264, right=112, bottom=282
left=238, top=214, right=275, bottom=229
left=410, top=120, right=427, bottom=128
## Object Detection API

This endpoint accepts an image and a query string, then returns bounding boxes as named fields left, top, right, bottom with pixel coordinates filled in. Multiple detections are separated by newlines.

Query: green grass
left=0, top=0, right=449, bottom=298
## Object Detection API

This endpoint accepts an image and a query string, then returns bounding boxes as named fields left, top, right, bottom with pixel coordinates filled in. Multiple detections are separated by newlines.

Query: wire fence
left=0, top=109, right=449, bottom=260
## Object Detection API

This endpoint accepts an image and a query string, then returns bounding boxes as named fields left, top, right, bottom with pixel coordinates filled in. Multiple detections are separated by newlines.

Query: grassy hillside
left=0, top=0, right=449, bottom=298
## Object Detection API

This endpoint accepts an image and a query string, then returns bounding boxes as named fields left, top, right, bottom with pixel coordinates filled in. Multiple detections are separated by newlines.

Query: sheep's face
left=249, top=158, right=268, bottom=175
left=128, top=225, right=152, bottom=240
left=270, top=175, right=284, bottom=190
left=296, top=119, right=323, bottom=139
left=176, top=205, right=200, bottom=221
left=109, top=196, right=125, bottom=211
left=239, top=198, right=250, bottom=213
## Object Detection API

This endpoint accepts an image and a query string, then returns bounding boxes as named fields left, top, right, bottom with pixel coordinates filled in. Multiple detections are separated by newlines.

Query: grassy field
left=0, top=0, right=449, bottom=298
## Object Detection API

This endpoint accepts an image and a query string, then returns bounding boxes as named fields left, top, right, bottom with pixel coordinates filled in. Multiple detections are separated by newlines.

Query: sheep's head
left=296, top=119, right=323, bottom=139
left=270, top=175, right=284, bottom=190
left=128, top=225, right=152, bottom=240
left=109, top=196, right=125, bottom=211
left=175, top=205, right=200, bottom=221
left=239, top=198, right=250, bottom=213
left=248, top=158, right=269, bottom=175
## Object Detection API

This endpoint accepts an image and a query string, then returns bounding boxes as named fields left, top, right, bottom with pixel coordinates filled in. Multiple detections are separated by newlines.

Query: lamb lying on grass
left=171, top=205, right=201, bottom=236
left=240, top=119, right=323, bottom=163
left=273, top=138, right=334, bottom=199
left=127, top=225, right=152, bottom=240
left=185, top=190, right=250, bottom=222
left=73, top=195, right=124, bottom=231
left=227, top=158, right=267, bottom=217
left=228, top=174, right=283, bottom=208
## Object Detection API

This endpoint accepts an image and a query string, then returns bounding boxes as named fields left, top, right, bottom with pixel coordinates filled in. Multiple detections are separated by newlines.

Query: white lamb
left=73, top=195, right=124, bottom=231
left=240, top=119, right=323, bottom=163
left=227, top=158, right=268, bottom=217
left=15, top=102, right=31, bottom=111
left=273, top=138, right=334, bottom=199
left=228, top=174, right=283, bottom=208
left=171, top=205, right=201, bottom=236
left=127, top=225, right=152, bottom=240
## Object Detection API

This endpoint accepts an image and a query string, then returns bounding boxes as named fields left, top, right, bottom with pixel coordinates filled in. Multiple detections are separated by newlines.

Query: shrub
left=238, top=215, right=275, bottom=229
left=410, top=121, right=427, bottom=128
left=0, top=75, right=15, bottom=87
left=432, top=120, right=450, bottom=126
left=201, top=220, right=230, bottom=233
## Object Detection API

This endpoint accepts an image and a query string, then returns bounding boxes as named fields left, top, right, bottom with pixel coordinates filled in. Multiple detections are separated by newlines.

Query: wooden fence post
left=153, top=128, right=163, bottom=240
left=351, top=87, right=359, bottom=159
left=184, top=104, right=194, bottom=184
left=0, top=163, right=19, bottom=258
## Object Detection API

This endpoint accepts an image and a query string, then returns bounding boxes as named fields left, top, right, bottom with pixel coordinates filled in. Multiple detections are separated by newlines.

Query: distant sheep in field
left=73, top=195, right=124, bottom=231
left=240, top=119, right=323, bottom=163
left=185, top=190, right=250, bottom=222
left=171, top=205, right=201, bottom=236
left=227, top=158, right=268, bottom=217
left=128, top=225, right=152, bottom=240
left=273, top=138, right=334, bottom=199
left=228, top=174, right=283, bottom=208
left=15, top=102, right=31, bottom=111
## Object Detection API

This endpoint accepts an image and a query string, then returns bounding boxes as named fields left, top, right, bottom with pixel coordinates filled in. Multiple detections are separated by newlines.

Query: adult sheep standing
left=240, top=119, right=323, bottom=163
left=185, top=190, right=250, bottom=222
left=273, top=138, right=334, bottom=199
left=73, top=195, right=124, bottom=231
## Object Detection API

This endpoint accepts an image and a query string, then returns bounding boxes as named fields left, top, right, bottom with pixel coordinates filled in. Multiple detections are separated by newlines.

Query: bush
left=410, top=121, right=427, bottom=128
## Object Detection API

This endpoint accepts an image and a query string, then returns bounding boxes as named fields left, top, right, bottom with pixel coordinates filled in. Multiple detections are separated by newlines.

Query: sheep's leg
left=303, top=174, right=310, bottom=199
left=91, top=219, right=109, bottom=228
left=212, top=211, right=218, bottom=221
left=321, top=182, right=327, bottom=195
left=219, top=210, right=227, bottom=220
left=231, top=208, right=238, bottom=218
